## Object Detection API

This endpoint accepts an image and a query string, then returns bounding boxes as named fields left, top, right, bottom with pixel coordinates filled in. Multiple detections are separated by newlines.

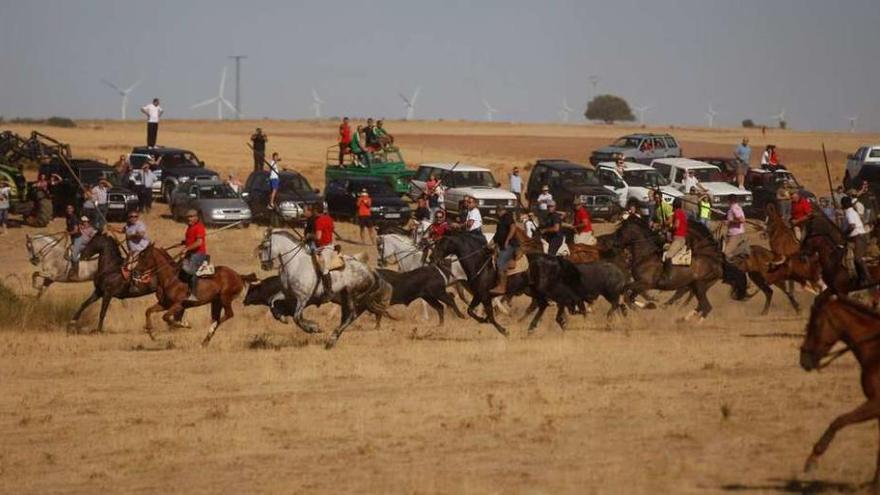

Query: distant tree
left=778, top=120, right=787, bottom=130
left=46, top=116, right=76, bottom=128
left=584, top=95, right=634, bottom=124
left=741, top=119, right=755, bottom=128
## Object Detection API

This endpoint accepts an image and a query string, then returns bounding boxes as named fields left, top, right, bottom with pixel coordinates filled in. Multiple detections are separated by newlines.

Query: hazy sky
left=1, top=0, right=878, bottom=131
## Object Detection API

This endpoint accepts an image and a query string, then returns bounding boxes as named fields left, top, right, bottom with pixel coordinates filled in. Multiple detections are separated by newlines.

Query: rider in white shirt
left=464, top=196, right=486, bottom=245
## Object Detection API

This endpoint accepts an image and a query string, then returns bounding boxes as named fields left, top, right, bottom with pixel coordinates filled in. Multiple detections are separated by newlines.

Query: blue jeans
left=497, top=244, right=516, bottom=271
left=468, top=228, right=486, bottom=245
left=182, top=253, right=208, bottom=275
left=71, top=235, right=88, bottom=263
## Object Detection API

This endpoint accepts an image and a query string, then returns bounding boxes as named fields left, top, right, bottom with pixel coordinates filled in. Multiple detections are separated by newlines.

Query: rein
left=29, top=232, right=68, bottom=260
left=818, top=331, right=880, bottom=370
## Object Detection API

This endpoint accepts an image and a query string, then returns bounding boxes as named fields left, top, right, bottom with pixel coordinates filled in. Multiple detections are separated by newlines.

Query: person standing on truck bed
left=140, top=98, right=163, bottom=148
left=250, top=128, right=268, bottom=171
left=338, top=117, right=352, bottom=165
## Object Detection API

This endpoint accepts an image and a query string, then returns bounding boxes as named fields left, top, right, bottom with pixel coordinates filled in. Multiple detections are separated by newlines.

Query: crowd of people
left=336, top=117, right=395, bottom=166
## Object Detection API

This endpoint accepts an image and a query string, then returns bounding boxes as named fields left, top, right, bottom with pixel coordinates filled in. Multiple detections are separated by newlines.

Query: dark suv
left=326, top=176, right=411, bottom=225
left=129, top=146, right=219, bottom=203
left=526, top=159, right=618, bottom=220
left=242, top=169, right=323, bottom=224
left=49, top=159, right=140, bottom=220
left=589, top=133, right=682, bottom=165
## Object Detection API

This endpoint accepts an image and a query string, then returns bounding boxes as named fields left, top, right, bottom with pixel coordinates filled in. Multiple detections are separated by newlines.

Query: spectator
left=141, top=161, right=159, bottom=213
left=615, top=156, right=627, bottom=175
left=521, top=212, right=538, bottom=239
left=536, top=185, right=553, bottom=214
left=350, top=126, right=370, bottom=165
left=364, top=118, right=379, bottom=151
left=682, top=187, right=700, bottom=221
left=356, top=189, right=374, bottom=244
left=698, top=193, right=712, bottom=227
left=114, top=154, right=131, bottom=184
left=768, top=145, right=781, bottom=169
left=683, top=170, right=704, bottom=195
left=0, top=180, right=9, bottom=234
left=338, top=117, right=352, bottom=165
left=226, top=174, right=242, bottom=195
left=509, top=167, right=523, bottom=209
left=374, top=119, right=394, bottom=149
left=653, top=190, right=673, bottom=233
left=250, top=128, right=268, bottom=171
left=267, top=153, right=281, bottom=209
left=140, top=98, right=163, bottom=148
left=734, top=138, right=751, bottom=190
left=541, top=200, right=564, bottom=255
left=760, top=145, right=771, bottom=169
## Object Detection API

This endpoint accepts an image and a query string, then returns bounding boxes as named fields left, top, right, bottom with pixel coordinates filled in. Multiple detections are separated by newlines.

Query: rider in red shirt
left=338, top=117, right=352, bottom=165
left=181, top=209, right=207, bottom=300
left=790, top=189, right=812, bottom=240
left=572, top=197, right=596, bottom=245
left=428, top=209, right=450, bottom=241
left=311, top=203, right=335, bottom=299
left=665, top=198, right=689, bottom=266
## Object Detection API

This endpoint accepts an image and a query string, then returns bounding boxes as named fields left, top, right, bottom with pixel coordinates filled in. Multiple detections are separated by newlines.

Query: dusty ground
left=1, top=120, right=879, bottom=493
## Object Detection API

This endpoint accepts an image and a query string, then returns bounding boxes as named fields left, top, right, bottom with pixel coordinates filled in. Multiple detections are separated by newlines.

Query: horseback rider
left=312, top=202, right=336, bottom=299
left=540, top=200, right=564, bottom=255
left=663, top=198, right=689, bottom=263
left=790, top=189, right=813, bottom=241
left=428, top=209, right=450, bottom=242
left=723, top=194, right=750, bottom=264
left=490, top=204, right=520, bottom=295
left=464, top=196, right=487, bottom=245
left=623, top=198, right=643, bottom=220
left=114, top=210, right=150, bottom=262
left=572, top=196, right=596, bottom=246
left=842, top=196, right=873, bottom=286
left=180, top=209, right=208, bottom=301
left=68, top=215, right=96, bottom=280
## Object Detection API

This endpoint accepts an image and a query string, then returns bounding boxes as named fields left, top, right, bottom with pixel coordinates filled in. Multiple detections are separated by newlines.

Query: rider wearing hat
left=68, top=215, right=97, bottom=280
left=180, top=209, right=208, bottom=301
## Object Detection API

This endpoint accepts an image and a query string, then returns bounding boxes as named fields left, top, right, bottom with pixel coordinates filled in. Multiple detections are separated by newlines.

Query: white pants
left=573, top=232, right=597, bottom=246
left=317, top=245, right=335, bottom=275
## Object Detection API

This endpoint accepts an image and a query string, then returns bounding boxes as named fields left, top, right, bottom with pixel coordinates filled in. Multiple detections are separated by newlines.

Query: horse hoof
left=324, top=339, right=337, bottom=350
left=804, top=454, right=818, bottom=473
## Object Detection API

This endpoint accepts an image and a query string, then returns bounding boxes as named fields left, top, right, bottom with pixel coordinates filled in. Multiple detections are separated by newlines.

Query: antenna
left=100, top=79, right=141, bottom=120
left=228, top=55, right=247, bottom=119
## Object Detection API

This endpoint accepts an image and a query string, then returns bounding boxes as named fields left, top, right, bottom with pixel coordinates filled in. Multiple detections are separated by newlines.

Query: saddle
left=665, top=246, right=693, bottom=266
left=565, top=244, right=600, bottom=264
left=327, top=252, right=346, bottom=271
left=506, top=252, right=529, bottom=276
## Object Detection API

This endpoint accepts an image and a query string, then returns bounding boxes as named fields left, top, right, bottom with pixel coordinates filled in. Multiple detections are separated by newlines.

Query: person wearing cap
left=490, top=203, right=520, bottom=294
left=356, top=188, right=374, bottom=244
left=114, top=210, right=149, bottom=257
left=842, top=195, right=872, bottom=286
left=68, top=215, right=97, bottom=280
left=541, top=200, right=564, bottom=255
left=572, top=196, right=596, bottom=246
left=790, top=189, right=812, bottom=241
left=180, top=209, right=208, bottom=301
left=536, top=185, right=553, bottom=212
left=723, top=194, right=749, bottom=263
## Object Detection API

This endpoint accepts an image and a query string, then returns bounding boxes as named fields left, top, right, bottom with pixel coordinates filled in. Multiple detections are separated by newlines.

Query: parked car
left=743, top=168, right=813, bottom=218
left=595, top=161, right=682, bottom=209
left=49, top=159, right=140, bottom=220
left=525, top=159, right=618, bottom=220
left=242, top=169, right=323, bottom=223
left=651, top=158, right=752, bottom=213
left=169, top=179, right=251, bottom=226
left=691, top=156, right=741, bottom=183
left=410, top=163, right=517, bottom=219
left=128, top=146, right=219, bottom=202
left=325, top=176, right=411, bottom=225
left=589, top=133, right=682, bottom=165
left=844, top=144, right=880, bottom=189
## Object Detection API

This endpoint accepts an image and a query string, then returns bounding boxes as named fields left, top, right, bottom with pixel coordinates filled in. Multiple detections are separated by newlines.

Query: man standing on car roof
left=338, top=117, right=352, bottom=165
left=267, top=152, right=281, bottom=210
left=140, top=98, right=163, bottom=148
left=734, top=137, right=751, bottom=190
left=250, top=128, right=268, bottom=172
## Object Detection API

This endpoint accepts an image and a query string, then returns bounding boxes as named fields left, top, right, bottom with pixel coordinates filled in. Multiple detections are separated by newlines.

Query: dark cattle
left=243, top=276, right=297, bottom=323
left=572, top=260, right=630, bottom=318
left=376, top=264, right=465, bottom=325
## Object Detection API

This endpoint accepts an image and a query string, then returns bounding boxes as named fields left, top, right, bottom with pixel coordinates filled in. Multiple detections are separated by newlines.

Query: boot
left=67, top=260, right=79, bottom=281
left=490, top=271, right=508, bottom=295
left=656, top=261, right=673, bottom=289
left=186, top=276, right=198, bottom=302
left=321, top=273, right=333, bottom=301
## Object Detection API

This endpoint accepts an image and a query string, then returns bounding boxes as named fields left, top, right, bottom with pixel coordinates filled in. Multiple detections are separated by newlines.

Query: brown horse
left=800, top=291, right=880, bottom=486
left=742, top=245, right=822, bottom=314
left=134, top=244, right=255, bottom=345
left=765, top=203, right=800, bottom=257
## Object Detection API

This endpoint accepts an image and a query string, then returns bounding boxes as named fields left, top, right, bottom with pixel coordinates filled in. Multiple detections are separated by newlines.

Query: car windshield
left=81, top=169, right=119, bottom=187
left=197, top=184, right=237, bottom=199
left=772, top=172, right=800, bottom=188
left=623, top=169, right=669, bottom=188
left=612, top=137, right=641, bottom=148
left=870, top=149, right=880, bottom=158
left=280, top=174, right=313, bottom=194
left=689, top=168, right=723, bottom=182
left=355, top=181, right=395, bottom=195
left=453, top=171, right=497, bottom=187
left=159, top=152, right=200, bottom=168
left=560, top=169, right=601, bottom=186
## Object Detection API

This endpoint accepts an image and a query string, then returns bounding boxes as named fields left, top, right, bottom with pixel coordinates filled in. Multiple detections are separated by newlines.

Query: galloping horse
left=258, top=229, right=392, bottom=348
left=800, top=291, right=880, bottom=486
left=134, top=244, right=253, bottom=345
left=765, top=203, right=800, bottom=258
left=25, top=232, right=98, bottom=296
left=68, top=233, right=156, bottom=333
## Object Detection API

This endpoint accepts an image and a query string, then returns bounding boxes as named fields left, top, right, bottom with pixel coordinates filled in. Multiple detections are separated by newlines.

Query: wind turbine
left=100, top=79, right=141, bottom=120
left=311, top=89, right=324, bottom=118
left=558, top=98, right=574, bottom=123
left=588, top=75, right=600, bottom=99
left=770, top=108, right=786, bottom=128
left=190, top=67, right=237, bottom=120
left=482, top=99, right=498, bottom=122
left=398, top=86, right=420, bottom=121
left=633, top=104, right=653, bottom=125
left=705, top=104, right=718, bottom=128
left=848, top=115, right=858, bottom=133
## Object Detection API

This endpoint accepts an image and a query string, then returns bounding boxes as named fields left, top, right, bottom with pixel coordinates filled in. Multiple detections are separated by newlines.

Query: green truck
left=324, top=145, right=414, bottom=196
left=0, top=163, right=30, bottom=213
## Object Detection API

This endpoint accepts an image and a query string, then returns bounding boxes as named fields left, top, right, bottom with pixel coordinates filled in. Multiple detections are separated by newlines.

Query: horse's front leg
left=805, top=399, right=880, bottom=474
left=292, top=299, right=321, bottom=334
left=69, top=290, right=101, bottom=331
left=483, top=295, right=508, bottom=336
left=94, top=294, right=113, bottom=333
left=527, top=298, right=549, bottom=335
left=325, top=291, right=356, bottom=349
left=466, top=294, right=488, bottom=323
left=144, top=302, right=165, bottom=339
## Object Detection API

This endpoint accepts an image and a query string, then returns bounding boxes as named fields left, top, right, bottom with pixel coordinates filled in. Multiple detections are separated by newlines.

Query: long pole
left=228, top=55, right=247, bottom=119
left=821, top=143, right=838, bottom=208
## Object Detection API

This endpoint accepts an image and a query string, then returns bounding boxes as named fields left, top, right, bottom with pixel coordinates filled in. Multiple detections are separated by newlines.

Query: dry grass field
left=1, top=120, right=880, bottom=494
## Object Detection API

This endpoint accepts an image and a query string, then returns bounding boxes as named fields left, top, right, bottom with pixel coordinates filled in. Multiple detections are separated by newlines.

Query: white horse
left=376, top=232, right=510, bottom=316
left=25, top=233, right=98, bottom=297
left=257, top=229, right=392, bottom=349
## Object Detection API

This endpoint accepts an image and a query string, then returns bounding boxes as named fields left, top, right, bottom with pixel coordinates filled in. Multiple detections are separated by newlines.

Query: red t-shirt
left=430, top=221, right=449, bottom=240
left=574, top=206, right=593, bottom=233
left=673, top=209, right=688, bottom=237
left=339, top=124, right=352, bottom=145
left=315, top=214, right=334, bottom=247
left=185, top=222, right=207, bottom=254
left=791, top=198, right=812, bottom=221
left=357, top=196, right=372, bottom=217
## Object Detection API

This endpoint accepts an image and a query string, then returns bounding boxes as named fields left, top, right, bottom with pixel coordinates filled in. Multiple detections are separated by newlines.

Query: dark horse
left=614, top=216, right=747, bottom=320
left=800, top=291, right=880, bottom=486
left=134, top=244, right=255, bottom=345
left=801, top=212, right=880, bottom=300
left=68, top=233, right=159, bottom=333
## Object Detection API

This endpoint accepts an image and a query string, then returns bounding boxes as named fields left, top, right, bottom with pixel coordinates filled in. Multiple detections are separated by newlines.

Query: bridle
left=807, top=296, right=880, bottom=369
left=260, top=231, right=306, bottom=271
left=27, top=232, right=67, bottom=264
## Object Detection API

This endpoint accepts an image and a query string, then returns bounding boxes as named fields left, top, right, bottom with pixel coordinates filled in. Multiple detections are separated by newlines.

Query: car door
left=245, top=173, right=270, bottom=218
left=652, top=138, right=667, bottom=159
left=597, top=167, right=628, bottom=206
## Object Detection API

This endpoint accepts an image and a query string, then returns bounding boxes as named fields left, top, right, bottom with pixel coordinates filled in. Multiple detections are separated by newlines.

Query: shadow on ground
left=720, top=478, right=862, bottom=494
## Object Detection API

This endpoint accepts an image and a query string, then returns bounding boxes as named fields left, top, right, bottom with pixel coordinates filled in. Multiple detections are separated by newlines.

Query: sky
left=1, top=0, right=879, bottom=131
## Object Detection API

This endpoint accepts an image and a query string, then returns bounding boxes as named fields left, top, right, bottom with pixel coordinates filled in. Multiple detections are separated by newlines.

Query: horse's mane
left=271, top=229, right=304, bottom=245
left=813, top=289, right=880, bottom=322
left=809, top=210, right=845, bottom=244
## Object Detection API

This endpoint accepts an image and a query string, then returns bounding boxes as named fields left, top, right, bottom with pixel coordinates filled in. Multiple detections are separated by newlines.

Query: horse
left=25, top=232, right=98, bottom=297
left=133, top=243, right=253, bottom=346
left=257, top=229, right=392, bottom=349
left=68, top=233, right=157, bottom=333
left=765, top=203, right=800, bottom=257
left=800, top=291, right=880, bottom=486
left=613, top=215, right=742, bottom=320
